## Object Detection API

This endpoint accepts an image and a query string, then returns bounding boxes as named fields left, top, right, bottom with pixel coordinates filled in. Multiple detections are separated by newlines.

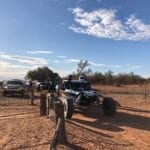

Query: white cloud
left=127, top=64, right=143, bottom=70
left=63, top=58, right=122, bottom=69
left=0, top=61, right=32, bottom=79
left=76, top=0, right=85, bottom=5
left=0, top=51, right=4, bottom=55
left=54, top=60, right=61, bottom=63
left=57, top=55, right=67, bottom=58
left=69, top=8, right=150, bottom=41
left=61, top=22, right=66, bottom=26
left=65, top=58, right=80, bottom=63
left=111, top=65, right=122, bottom=68
left=0, top=60, right=54, bottom=80
left=89, top=61, right=122, bottom=68
left=27, top=50, right=53, bottom=54
left=0, top=61, right=31, bottom=69
left=0, top=53, right=48, bottom=65
left=89, top=61, right=106, bottom=67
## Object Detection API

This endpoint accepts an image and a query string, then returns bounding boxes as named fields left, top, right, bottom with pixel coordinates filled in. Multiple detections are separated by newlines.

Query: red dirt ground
left=0, top=85, right=150, bottom=150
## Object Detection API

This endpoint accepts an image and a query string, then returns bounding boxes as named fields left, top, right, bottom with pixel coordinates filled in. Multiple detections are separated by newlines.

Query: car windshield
left=65, top=82, right=91, bottom=91
left=7, top=81, right=23, bottom=85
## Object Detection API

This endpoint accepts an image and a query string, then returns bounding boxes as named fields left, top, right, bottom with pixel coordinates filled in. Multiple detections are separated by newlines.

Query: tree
left=25, top=66, right=61, bottom=82
left=89, top=72, right=105, bottom=84
left=77, top=60, right=92, bottom=75
left=105, top=70, right=113, bottom=84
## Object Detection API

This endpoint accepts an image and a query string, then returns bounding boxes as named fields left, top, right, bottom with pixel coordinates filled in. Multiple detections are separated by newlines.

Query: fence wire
left=0, top=92, right=42, bottom=149
left=0, top=95, right=32, bottom=117
left=0, top=84, right=149, bottom=150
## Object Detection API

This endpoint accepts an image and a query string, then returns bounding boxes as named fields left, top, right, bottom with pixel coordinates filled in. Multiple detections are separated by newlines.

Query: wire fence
left=0, top=84, right=149, bottom=150
left=0, top=90, right=42, bottom=149
left=0, top=94, right=34, bottom=117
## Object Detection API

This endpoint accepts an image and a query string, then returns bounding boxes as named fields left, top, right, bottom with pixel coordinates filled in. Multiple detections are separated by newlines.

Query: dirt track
left=0, top=85, right=150, bottom=150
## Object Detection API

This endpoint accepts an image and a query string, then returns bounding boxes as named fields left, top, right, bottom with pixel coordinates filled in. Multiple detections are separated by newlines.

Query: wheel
left=102, top=97, right=116, bottom=116
left=63, top=98, right=73, bottom=119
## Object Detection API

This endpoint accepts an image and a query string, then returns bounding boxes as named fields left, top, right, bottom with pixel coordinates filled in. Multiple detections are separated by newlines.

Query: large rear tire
left=102, top=97, right=116, bottom=116
left=63, top=98, right=73, bottom=119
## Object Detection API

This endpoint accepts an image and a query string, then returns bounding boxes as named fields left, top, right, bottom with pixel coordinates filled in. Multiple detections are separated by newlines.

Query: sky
left=0, top=0, right=150, bottom=80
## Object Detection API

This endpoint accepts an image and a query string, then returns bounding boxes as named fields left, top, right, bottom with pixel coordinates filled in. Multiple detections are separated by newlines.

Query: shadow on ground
left=72, top=105, right=150, bottom=132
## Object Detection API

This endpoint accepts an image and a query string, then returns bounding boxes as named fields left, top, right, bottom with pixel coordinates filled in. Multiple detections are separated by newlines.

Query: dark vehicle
left=23, top=80, right=33, bottom=94
left=47, top=76, right=116, bottom=119
left=2, top=79, right=25, bottom=97
left=40, top=81, right=56, bottom=92
left=40, top=82, right=51, bottom=90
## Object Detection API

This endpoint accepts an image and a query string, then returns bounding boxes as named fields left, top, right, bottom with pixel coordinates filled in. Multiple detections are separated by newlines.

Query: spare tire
left=63, top=98, right=73, bottom=119
left=102, top=97, right=116, bottom=116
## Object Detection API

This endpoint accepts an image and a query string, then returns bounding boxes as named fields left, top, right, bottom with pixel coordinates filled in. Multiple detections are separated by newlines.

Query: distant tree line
left=70, top=60, right=148, bottom=85
left=71, top=71, right=146, bottom=85
left=25, top=62, right=148, bottom=86
left=88, top=71, right=146, bottom=85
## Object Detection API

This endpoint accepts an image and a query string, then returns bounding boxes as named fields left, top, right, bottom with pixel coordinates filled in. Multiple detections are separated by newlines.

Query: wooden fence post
left=40, top=93, right=47, bottom=116
left=148, top=84, right=149, bottom=99
left=50, top=101, right=67, bottom=150
left=144, top=84, right=147, bottom=100
left=55, top=101, right=66, bottom=144
left=30, top=89, right=34, bottom=105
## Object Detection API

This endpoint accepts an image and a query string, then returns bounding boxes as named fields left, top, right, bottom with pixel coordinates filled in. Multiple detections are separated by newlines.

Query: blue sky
left=0, top=0, right=150, bottom=79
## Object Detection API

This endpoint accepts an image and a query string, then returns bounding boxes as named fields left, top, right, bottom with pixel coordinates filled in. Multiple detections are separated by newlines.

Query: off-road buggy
left=47, top=76, right=116, bottom=119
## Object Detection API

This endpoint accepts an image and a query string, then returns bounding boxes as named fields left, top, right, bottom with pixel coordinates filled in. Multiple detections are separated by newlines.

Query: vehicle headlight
left=76, top=92, right=80, bottom=95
